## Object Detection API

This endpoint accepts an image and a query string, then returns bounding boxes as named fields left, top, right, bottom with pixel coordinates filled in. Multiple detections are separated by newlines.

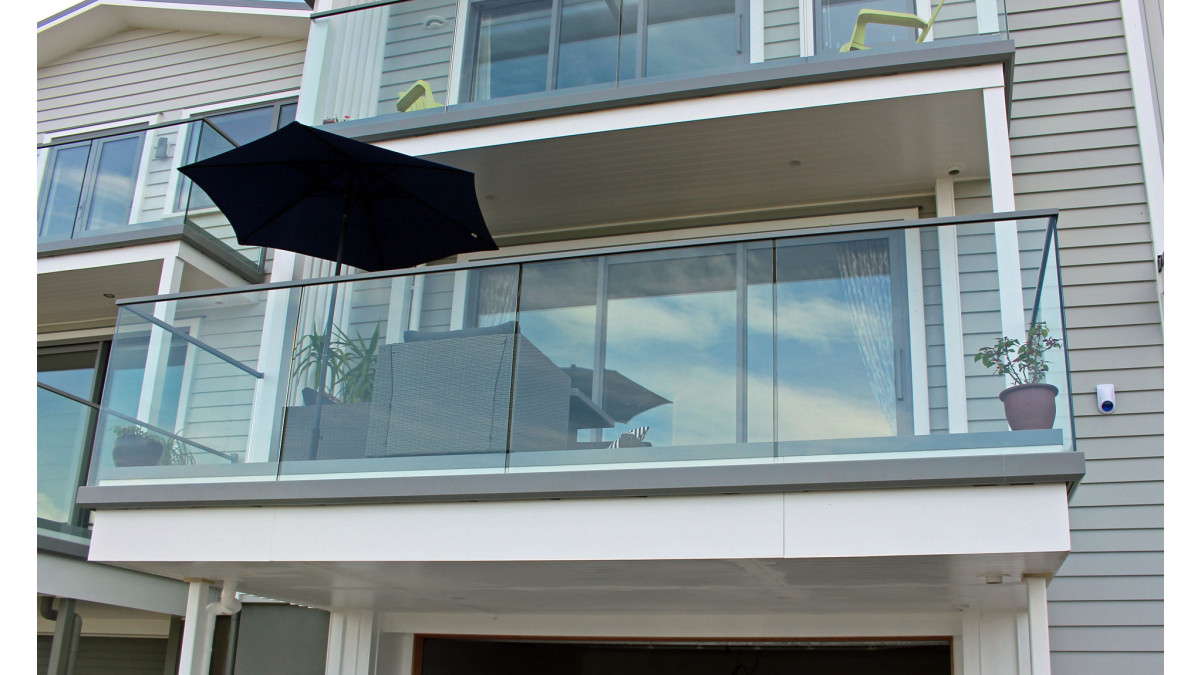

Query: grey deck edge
left=77, top=450, right=1085, bottom=509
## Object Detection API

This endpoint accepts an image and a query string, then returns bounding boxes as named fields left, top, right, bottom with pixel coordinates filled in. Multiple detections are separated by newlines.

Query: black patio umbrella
left=179, top=121, right=499, bottom=459
left=561, top=366, right=671, bottom=424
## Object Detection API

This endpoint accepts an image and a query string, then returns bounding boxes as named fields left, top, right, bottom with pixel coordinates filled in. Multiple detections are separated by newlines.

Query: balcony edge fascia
left=76, top=450, right=1085, bottom=510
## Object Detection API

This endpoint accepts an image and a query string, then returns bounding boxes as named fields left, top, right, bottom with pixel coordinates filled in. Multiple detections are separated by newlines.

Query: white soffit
left=37, top=1, right=311, bottom=67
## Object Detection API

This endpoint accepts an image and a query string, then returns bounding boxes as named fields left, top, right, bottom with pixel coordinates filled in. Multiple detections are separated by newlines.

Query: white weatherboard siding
left=1006, top=1, right=1164, bottom=672
left=37, top=28, right=306, bottom=134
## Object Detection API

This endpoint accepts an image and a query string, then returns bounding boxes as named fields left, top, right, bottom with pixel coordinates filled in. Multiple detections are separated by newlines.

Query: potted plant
left=111, top=425, right=166, bottom=467
left=974, top=321, right=1063, bottom=430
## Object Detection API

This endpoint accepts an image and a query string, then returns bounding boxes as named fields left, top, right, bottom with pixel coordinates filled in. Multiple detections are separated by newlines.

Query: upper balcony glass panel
left=36, top=119, right=266, bottom=270
left=310, top=0, right=1007, bottom=126
left=85, top=211, right=1072, bottom=487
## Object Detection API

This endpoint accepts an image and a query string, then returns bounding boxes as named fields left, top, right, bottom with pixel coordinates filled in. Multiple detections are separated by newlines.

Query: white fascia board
left=37, top=241, right=182, bottom=275
left=90, top=482, right=1069, bottom=564
left=377, top=64, right=1008, bottom=157
left=38, top=551, right=188, bottom=616
left=782, top=484, right=1071, bottom=558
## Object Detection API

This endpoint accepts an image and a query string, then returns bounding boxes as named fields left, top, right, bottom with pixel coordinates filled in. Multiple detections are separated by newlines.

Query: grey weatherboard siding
left=1007, top=0, right=1163, bottom=673
left=37, top=28, right=306, bottom=134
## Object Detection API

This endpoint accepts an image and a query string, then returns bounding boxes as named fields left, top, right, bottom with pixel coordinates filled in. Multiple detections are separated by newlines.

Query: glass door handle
left=895, top=346, right=905, bottom=401
left=736, top=13, right=744, bottom=54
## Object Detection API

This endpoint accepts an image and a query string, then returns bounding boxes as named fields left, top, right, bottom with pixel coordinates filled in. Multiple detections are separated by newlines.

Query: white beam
left=37, top=552, right=188, bottom=616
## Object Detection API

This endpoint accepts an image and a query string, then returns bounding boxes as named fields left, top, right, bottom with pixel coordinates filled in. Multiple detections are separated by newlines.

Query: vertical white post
left=976, top=0, right=1001, bottom=34
left=960, top=607, right=982, bottom=675
left=325, top=609, right=375, bottom=675
left=983, top=86, right=1027, bottom=342
left=1026, top=576, right=1053, bottom=675
left=385, top=276, right=415, bottom=344
left=750, top=0, right=764, bottom=63
left=137, top=254, right=186, bottom=425
left=905, top=227, right=930, bottom=435
left=936, top=178, right=968, bottom=433
left=178, top=581, right=217, bottom=675
left=450, top=270, right=470, bottom=330
left=799, top=1, right=815, bottom=57
left=1016, top=610, right=1033, bottom=675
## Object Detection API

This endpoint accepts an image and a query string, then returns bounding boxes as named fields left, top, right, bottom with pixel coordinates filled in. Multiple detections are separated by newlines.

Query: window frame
left=460, top=0, right=752, bottom=104
left=36, top=129, right=148, bottom=241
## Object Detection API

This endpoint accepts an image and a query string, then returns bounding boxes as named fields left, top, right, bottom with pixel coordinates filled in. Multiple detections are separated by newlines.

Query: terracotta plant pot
left=998, top=382, right=1059, bottom=430
left=113, top=436, right=165, bottom=467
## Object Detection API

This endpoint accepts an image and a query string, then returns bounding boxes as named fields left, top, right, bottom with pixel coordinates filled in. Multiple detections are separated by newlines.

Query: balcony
left=37, top=385, right=96, bottom=552
left=310, top=0, right=1008, bottom=133
left=37, top=119, right=268, bottom=334
left=76, top=210, right=1080, bottom=507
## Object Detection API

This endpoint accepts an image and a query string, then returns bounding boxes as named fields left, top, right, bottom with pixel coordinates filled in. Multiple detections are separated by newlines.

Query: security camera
left=1096, top=384, right=1116, bottom=414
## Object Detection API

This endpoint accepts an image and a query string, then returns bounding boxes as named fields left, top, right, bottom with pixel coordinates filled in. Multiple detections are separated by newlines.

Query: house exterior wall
left=1006, top=1, right=1164, bottom=672
left=37, top=28, right=306, bottom=134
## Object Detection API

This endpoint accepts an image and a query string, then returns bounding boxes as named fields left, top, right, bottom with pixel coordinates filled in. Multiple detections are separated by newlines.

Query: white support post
left=325, top=609, right=376, bottom=675
left=750, top=0, right=764, bottom=63
left=983, top=86, right=1027, bottom=343
left=960, top=607, right=982, bottom=675
left=798, top=1, right=815, bottom=57
left=976, top=0, right=1001, bottom=34
left=936, top=178, right=968, bottom=433
left=450, top=270, right=470, bottom=330
left=177, top=581, right=217, bottom=675
left=137, top=254, right=186, bottom=425
left=1016, top=610, right=1032, bottom=675
left=904, top=228, right=931, bottom=435
left=1026, top=577, right=1053, bottom=675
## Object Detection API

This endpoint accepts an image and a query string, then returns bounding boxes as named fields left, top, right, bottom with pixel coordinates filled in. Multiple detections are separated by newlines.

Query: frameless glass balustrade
left=86, top=211, right=1071, bottom=488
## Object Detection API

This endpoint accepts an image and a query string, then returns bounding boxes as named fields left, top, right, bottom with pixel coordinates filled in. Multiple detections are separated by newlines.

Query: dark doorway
left=417, top=637, right=952, bottom=675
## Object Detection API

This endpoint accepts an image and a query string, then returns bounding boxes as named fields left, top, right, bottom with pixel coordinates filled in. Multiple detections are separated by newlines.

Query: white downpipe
left=178, top=581, right=217, bottom=675
left=206, top=580, right=243, bottom=616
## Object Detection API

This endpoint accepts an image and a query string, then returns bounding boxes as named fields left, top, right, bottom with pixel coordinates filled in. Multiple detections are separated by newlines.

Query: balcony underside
left=88, top=483, right=1071, bottom=615
left=380, top=77, right=995, bottom=242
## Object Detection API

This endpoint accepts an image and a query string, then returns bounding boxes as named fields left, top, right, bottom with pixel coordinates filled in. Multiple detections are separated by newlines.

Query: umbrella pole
left=307, top=208, right=351, bottom=461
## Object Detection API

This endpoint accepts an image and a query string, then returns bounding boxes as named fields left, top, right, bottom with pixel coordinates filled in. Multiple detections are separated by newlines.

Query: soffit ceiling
left=420, top=89, right=988, bottom=243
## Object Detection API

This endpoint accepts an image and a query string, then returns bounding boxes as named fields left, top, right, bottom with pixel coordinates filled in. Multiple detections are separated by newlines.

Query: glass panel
left=471, top=0, right=553, bottom=101
left=556, top=0, right=623, bottom=90
left=817, top=0, right=917, bottom=54
left=37, top=386, right=96, bottom=531
left=507, top=258, right=598, bottom=450
left=603, top=246, right=739, bottom=449
left=38, top=143, right=90, bottom=241
left=772, top=237, right=900, bottom=441
left=645, top=0, right=738, bottom=77
left=81, top=135, right=142, bottom=233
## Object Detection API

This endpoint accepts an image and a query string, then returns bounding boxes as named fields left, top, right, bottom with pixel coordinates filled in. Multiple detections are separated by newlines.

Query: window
left=175, top=99, right=298, bottom=211
left=815, top=0, right=918, bottom=54
left=464, top=0, right=748, bottom=103
left=37, top=130, right=145, bottom=241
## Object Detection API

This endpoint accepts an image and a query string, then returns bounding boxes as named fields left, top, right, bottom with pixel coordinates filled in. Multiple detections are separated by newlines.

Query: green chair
left=839, top=0, right=946, bottom=52
left=395, top=80, right=442, bottom=112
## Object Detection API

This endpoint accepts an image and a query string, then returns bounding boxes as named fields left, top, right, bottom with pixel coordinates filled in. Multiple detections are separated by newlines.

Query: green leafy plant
left=112, top=424, right=161, bottom=440
left=291, top=321, right=382, bottom=404
left=973, top=321, right=1062, bottom=386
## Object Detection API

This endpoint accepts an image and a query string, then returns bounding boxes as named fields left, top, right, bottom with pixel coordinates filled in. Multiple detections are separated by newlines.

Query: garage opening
left=415, top=637, right=952, bottom=674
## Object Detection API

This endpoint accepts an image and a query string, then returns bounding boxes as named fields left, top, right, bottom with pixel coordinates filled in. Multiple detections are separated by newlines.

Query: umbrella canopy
left=178, top=121, right=498, bottom=272
left=562, top=366, right=672, bottom=424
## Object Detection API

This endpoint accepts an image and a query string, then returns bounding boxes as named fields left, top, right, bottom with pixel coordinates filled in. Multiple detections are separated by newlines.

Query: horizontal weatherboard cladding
left=38, top=28, right=305, bottom=134
left=1006, top=0, right=1162, bottom=672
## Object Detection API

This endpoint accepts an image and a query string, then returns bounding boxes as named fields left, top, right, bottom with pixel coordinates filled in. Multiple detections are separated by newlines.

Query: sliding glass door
left=469, top=230, right=912, bottom=455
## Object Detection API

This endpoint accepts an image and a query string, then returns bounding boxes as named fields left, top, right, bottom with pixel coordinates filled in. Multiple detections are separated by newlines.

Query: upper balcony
left=309, top=0, right=1009, bottom=135
left=75, top=210, right=1081, bottom=509
left=37, top=119, right=268, bottom=335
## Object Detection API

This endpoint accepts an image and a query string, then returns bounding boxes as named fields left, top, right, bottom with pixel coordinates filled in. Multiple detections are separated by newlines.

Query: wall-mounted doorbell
left=1096, top=384, right=1116, bottom=414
